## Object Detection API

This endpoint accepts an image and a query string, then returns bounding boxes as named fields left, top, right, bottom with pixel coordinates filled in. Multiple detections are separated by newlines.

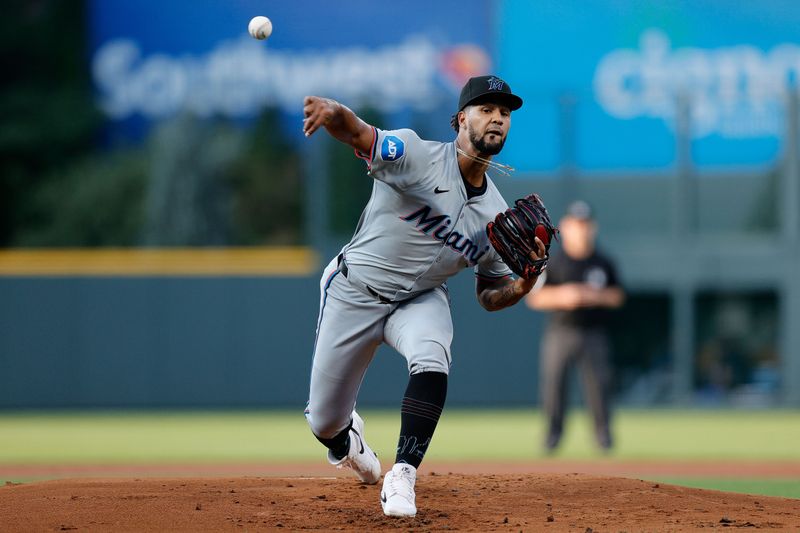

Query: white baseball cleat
left=380, top=463, right=417, bottom=517
left=327, top=411, right=381, bottom=484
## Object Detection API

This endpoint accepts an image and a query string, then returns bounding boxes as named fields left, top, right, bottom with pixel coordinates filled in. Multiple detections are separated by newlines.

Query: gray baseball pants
left=305, top=256, right=453, bottom=439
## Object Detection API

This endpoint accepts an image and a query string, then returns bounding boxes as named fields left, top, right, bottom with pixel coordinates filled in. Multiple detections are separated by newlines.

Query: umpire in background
left=526, top=200, right=625, bottom=452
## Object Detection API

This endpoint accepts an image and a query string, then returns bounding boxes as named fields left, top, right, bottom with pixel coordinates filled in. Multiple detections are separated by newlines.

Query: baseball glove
left=486, top=193, right=558, bottom=279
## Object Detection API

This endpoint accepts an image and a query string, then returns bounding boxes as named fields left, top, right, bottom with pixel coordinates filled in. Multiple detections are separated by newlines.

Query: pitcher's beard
left=468, top=128, right=505, bottom=156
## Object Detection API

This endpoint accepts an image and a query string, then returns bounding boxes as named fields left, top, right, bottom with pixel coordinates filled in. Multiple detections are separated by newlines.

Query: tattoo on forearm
left=483, top=282, right=523, bottom=311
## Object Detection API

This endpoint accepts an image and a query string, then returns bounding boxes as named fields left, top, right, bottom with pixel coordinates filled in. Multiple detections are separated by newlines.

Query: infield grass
left=1, top=408, right=799, bottom=463
left=1, top=409, right=799, bottom=497
left=648, top=478, right=800, bottom=499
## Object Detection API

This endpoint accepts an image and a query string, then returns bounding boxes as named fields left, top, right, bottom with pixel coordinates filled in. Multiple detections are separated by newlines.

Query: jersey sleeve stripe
left=353, top=127, right=378, bottom=169
left=369, top=126, right=378, bottom=161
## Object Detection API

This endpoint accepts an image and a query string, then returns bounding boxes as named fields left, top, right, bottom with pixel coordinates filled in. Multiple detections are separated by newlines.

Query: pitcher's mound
left=2, top=473, right=799, bottom=531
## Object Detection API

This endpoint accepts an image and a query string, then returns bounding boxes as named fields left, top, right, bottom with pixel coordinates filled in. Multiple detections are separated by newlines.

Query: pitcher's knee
left=305, top=410, right=349, bottom=439
left=406, top=340, right=450, bottom=375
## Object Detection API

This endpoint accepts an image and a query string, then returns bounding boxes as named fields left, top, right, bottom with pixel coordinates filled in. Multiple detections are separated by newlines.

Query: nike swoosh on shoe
left=351, top=428, right=365, bottom=454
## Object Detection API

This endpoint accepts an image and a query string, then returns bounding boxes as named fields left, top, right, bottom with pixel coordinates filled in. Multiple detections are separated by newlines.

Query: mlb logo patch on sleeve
left=381, top=135, right=405, bottom=162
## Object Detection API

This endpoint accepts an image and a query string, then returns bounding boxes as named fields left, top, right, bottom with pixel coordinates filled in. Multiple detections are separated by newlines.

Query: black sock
left=395, top=371, right=447, bottom=469
left=315, top=420, right=352, bottom=460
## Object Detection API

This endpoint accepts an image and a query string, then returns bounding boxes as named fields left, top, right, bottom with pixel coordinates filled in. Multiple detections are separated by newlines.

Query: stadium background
left=2, top=0, right=798, bottom=408
left=1, top=0, right=799, bottom=500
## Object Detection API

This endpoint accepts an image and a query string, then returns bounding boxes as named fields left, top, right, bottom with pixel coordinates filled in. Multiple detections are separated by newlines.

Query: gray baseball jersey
left=344, top=127, right=513, bottom=299
left=305, top=126, right=512, bottom=439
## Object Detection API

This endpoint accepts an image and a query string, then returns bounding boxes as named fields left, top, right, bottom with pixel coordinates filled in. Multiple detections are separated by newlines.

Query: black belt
left=337, top=253, right=349, bottom=277
left=366, top=285, right=392, bottom=304
left=337, top=254, right=392, bottom=304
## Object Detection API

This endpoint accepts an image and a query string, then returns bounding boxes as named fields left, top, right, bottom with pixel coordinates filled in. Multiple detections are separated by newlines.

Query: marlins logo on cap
left=486, top=76, right=505, bottom=91
left=457, top=75, right=523, bottom=111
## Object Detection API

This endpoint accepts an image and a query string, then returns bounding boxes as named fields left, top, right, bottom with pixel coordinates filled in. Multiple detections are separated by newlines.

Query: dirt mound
left=2, top=473, right=798, bottom=532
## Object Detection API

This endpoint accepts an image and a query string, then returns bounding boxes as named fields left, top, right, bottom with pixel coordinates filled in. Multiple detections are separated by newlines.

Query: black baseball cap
left=457, top=75, right=523, bottom=112
left=565, top=200, right=594, bottom=220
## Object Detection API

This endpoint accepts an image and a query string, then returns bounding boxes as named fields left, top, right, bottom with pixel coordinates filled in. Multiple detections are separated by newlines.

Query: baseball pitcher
left=302, top=75, right=552, bottom=518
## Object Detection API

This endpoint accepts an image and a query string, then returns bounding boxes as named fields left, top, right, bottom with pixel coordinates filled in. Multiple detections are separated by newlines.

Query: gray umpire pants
left=540, top=324, right=612, bottom=447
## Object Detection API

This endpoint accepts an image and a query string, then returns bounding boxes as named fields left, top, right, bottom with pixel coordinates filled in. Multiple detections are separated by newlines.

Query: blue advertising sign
left=497, top=0, right=800, bottom=170
left=89, top=0, right=493, bottom=134
left=90, top=1, right=800, bottom=171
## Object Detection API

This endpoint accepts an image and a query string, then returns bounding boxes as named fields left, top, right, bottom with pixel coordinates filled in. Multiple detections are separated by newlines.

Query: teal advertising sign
left=497, top=0, right=800, bottom=170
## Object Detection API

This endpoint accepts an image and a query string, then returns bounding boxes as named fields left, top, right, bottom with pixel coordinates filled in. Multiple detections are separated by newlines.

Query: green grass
left=648, top=478, right=800, bottom=499
left=427, top=409, right=800, bottom=461
left=1, top=409, right=799, bottom=497
left=1, top=408, right=799, bottom=463
left=0, top=411, right=317, bottom=463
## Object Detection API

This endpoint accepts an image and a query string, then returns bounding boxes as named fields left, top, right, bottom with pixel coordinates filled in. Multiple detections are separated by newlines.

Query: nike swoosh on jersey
left=434, top=186, right=449, bottom=194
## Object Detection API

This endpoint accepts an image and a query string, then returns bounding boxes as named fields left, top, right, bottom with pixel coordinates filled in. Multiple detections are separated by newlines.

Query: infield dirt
left=2, top=472, right=800, bottom=532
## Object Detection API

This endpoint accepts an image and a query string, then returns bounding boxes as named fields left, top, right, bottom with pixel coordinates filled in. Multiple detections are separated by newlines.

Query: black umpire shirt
left=543, top=249, right=621, bottom=329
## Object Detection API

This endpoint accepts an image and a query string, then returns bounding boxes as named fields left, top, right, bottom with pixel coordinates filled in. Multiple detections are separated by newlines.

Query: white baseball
left=248, top=16, right=272, bottom=40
